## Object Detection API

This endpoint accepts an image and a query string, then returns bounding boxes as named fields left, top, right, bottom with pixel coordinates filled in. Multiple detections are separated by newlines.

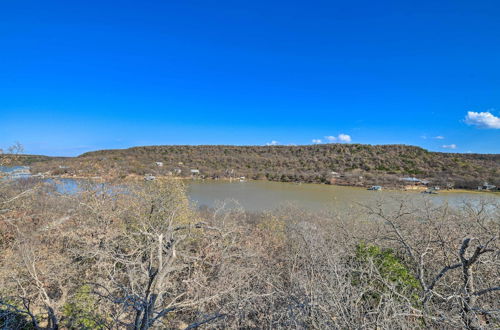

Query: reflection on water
left=0, top=166, right=30, bottom=173
left=188, top=181, right=500, bottom=212
left=45, top=178, right=82, bottom=194
left=0, top=166, right=31, bottom=179
left=44, top=178, right=122, bottom=196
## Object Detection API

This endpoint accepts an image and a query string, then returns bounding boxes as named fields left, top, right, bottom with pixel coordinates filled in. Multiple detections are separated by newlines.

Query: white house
left=190, top=169, right=200, bottom=175
left=155, top=162, right=163, bottom=167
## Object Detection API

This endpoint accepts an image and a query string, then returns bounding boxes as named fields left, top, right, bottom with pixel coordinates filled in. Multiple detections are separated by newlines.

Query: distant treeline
left=0, top=154, right=65, bottom=166
left=25, top=144, right=500, bottom=189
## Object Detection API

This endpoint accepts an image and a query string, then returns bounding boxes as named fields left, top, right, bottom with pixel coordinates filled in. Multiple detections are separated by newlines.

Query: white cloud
left=324, top=134, right=352, bottom=143
left=442, top=144, right=457, bottom=149
left=312, top=139, right=322, bottom=144
left=325, top=136, right=337, bottom=142
left=464, top=111, right=500, bottom=129
left=338, top=134, right=352, bottom=143
left=434, top=136, right=445, bottom=140
left=266, top=140, right=279, bottom=146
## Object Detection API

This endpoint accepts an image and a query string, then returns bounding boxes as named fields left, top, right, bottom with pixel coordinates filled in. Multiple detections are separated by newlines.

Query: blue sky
left=1, top=0, right=499, bottom=156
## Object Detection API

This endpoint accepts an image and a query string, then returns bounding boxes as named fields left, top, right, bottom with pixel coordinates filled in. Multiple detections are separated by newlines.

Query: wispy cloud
left=442, top=144, right=457, bottom=150
left=321, top=134, right=352, bottom=144
left=266, top=140, right=279, bottom=146
left=422, top=135, right=444, bottom=140
left=312, top=139, right=322, bottom=144
left=464, top=111, right=500, bottom=129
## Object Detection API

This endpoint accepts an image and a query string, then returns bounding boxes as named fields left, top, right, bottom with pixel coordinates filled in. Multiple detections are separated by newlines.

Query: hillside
left=29, top=144, right=500, bottom=189
left=0, top=154, right=65, bottom=166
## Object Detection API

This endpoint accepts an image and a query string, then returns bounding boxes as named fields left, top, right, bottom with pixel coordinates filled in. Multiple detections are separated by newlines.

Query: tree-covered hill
left=30, top=144, right=500, bottom=189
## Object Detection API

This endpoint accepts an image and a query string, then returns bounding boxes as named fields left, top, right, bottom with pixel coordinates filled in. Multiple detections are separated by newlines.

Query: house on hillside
left=328, top=171, right=343, bottom=184
left=155, top=162, right=163, bottom=167
left=173, top=168, right=182, bottom=175
left=190, top=169, right=200, bottom=175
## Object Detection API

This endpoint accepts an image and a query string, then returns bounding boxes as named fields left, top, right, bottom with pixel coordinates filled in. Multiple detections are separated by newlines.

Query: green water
left=187, top=180, right=499, bottom=212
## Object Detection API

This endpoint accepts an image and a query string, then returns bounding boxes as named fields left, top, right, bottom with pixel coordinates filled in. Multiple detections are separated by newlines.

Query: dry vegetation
left=30, top=144, right=500, bottom=189
left=1, top=175, right=499, bottom=329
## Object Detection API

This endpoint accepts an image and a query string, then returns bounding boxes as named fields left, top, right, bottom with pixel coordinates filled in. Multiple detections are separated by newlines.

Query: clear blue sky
left=1, top=0, right=499, bottom=156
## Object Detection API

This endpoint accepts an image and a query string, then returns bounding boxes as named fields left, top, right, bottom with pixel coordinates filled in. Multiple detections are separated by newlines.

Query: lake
left=0, top=166, right=30, bottom=173
left=4, top=170, right=498, bottom=212
left=187, top=180, right=500, bottom=212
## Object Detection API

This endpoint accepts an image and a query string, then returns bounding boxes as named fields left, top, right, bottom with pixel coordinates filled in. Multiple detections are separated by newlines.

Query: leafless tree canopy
left=1, top=176, right=499, bottom=329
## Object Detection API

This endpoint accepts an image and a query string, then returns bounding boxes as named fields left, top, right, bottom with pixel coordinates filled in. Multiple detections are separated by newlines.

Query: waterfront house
left=478, top=182, right=497, bottom=191
left=401, top=177, right=421, bottom=183
left=401, top=177, right=430, bottom=187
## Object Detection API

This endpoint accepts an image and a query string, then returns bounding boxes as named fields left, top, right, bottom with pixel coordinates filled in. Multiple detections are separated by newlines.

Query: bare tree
left=367, top=199, right=500, bottom=328
left=1, top=176, right=498, bottom=329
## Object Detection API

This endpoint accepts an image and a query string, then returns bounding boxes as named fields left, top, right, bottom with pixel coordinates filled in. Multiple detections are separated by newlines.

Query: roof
left=401, top=177, right=421, bottom=182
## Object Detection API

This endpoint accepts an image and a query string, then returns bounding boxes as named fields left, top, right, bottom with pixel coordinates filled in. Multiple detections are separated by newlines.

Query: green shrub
left=355, top=243, right=421, bottom=305
left=62, top=285, right=106, bottom=329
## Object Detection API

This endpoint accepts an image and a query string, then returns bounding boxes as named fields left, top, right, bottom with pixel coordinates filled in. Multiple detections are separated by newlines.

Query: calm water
left=11, top=176, right=498, bottom=212
left=187, top=180, right=500, bottom=212
left=0, top=166, right=30, bottom=174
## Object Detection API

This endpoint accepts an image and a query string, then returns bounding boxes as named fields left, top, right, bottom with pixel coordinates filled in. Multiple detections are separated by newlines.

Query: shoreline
left=46, top=174, right=500, bottom=195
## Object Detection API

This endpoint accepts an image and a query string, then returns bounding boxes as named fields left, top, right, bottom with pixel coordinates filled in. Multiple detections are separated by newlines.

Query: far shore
left=42, top=173, right=500, bottom=195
